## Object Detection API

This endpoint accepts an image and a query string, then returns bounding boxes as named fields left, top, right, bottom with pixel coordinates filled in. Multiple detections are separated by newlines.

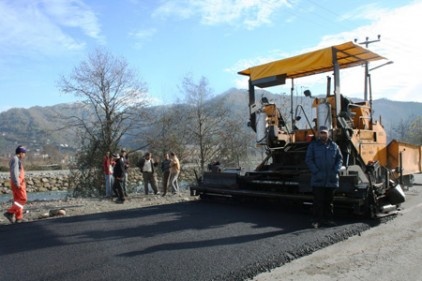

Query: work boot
left=4, top=212, right=16, bottom=224
left=115, top=199, right=125, bottom=204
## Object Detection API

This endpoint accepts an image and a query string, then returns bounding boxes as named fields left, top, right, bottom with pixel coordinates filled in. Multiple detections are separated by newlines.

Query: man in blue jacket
left=305, top=126, right=343, bottom=228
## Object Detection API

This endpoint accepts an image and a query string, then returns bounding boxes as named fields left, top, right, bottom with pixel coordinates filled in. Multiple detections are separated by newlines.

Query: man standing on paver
left=305, top=126, right=342, bottom=228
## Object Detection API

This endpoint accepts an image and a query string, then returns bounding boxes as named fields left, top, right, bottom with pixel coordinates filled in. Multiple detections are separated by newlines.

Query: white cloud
left=129, top=28, right=157, bottom=48
left=231, top=1, right=422, bottom=102
left=151, top=1, right=194, bottom=20
left=0, top=0, right=103, bottom=59
left=329, top=2, right=422, bottom=102
left=42, top=0, right=104, bottom=42
left=153, top=0, right=291, bottom=29
left=338, top=3, right=389, bottom=22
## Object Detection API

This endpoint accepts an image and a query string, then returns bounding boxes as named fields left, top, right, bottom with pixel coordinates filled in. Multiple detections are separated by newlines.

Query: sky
left=1, top=0, right=421, bottom=112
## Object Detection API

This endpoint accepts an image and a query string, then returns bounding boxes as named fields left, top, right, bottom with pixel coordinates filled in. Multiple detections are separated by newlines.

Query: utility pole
left=354, top=35, right=381, bottom=101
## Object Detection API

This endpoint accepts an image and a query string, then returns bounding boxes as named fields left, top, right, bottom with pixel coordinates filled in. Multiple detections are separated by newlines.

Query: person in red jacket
left=103, top=151, right=115, bottom=198
left=4, top=145, right=27, bottom=224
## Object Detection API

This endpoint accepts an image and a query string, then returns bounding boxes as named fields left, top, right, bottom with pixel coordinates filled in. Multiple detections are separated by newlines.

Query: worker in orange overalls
left=4, top=145, right=27, bottom=224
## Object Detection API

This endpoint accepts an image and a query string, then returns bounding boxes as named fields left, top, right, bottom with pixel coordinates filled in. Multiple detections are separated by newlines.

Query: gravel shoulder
left=1, top=191, right=197, bottom=225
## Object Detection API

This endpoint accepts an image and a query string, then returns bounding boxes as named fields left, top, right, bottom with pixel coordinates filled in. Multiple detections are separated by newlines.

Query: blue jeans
left=105, top=174, right=114, bottom=197
left=169, top=171, right=180, bottom=193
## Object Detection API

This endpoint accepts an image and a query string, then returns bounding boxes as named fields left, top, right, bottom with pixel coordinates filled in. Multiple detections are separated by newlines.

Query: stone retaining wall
left=0, top=170, right=144, bottom=194
left=0, top=171, right=71, bottom=194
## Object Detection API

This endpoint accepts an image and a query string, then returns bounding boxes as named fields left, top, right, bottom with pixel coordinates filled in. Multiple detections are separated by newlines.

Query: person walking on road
left=305, top=126, right=342, bottom=228
left=169, top=152, right=181, bottom=194
left=4, top=145, right=28, bottom=224
left=137, top=152, right=159, bottom=195
left=160, top=153, right=171, bottom=196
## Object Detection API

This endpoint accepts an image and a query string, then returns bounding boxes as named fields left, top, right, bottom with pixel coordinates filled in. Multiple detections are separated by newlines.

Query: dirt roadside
left=1, top=191, right=197, bottom=225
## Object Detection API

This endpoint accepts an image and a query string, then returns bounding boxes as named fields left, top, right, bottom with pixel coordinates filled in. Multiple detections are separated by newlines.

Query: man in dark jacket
left=305, top=126, right=343, bottom=228
left=120, top=148, right=129, bottom=197
left=112, top=153, right=126, bottom=203
left=160, top=153, right=171, bottom=196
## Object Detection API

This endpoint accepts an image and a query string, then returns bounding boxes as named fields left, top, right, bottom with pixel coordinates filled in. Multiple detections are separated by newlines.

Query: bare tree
left=217, top=114, right=255, bottom=168
left=408, top=116, right=422, bottom=145
left=143, top=105, right=189, bottom=161
left=180, top=74, right=229, bottom=174
left=57, top=48, right=149, bottom=195
left=389, top=115, right=422, bottom=146
left=394, top=117, right=413, bottom=141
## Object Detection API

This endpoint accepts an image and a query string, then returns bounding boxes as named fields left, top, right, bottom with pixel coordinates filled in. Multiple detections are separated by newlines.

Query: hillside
left=0, top=89, right=421, bottom=156
left=0, top=103, right=82, bottom=155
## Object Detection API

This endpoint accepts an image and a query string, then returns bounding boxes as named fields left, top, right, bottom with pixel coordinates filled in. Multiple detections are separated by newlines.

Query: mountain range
left=0, top=88, right=421, bottom=155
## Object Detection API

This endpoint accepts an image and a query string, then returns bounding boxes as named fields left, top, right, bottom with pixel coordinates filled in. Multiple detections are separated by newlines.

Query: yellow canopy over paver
left=238, top=41, right=385, bottom=83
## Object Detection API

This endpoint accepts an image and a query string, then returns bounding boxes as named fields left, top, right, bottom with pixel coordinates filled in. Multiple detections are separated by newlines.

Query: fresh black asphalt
left=0, top=199, right=374, bottom=281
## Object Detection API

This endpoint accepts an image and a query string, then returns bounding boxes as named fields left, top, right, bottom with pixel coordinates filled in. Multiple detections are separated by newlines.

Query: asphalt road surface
left=252, top=173, right=422, bottom=280
left=0, top=192, right=396, bottom=281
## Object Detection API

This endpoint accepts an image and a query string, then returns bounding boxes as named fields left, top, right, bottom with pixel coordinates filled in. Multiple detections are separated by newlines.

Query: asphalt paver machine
left=192, top=42, right=421, bottom=217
